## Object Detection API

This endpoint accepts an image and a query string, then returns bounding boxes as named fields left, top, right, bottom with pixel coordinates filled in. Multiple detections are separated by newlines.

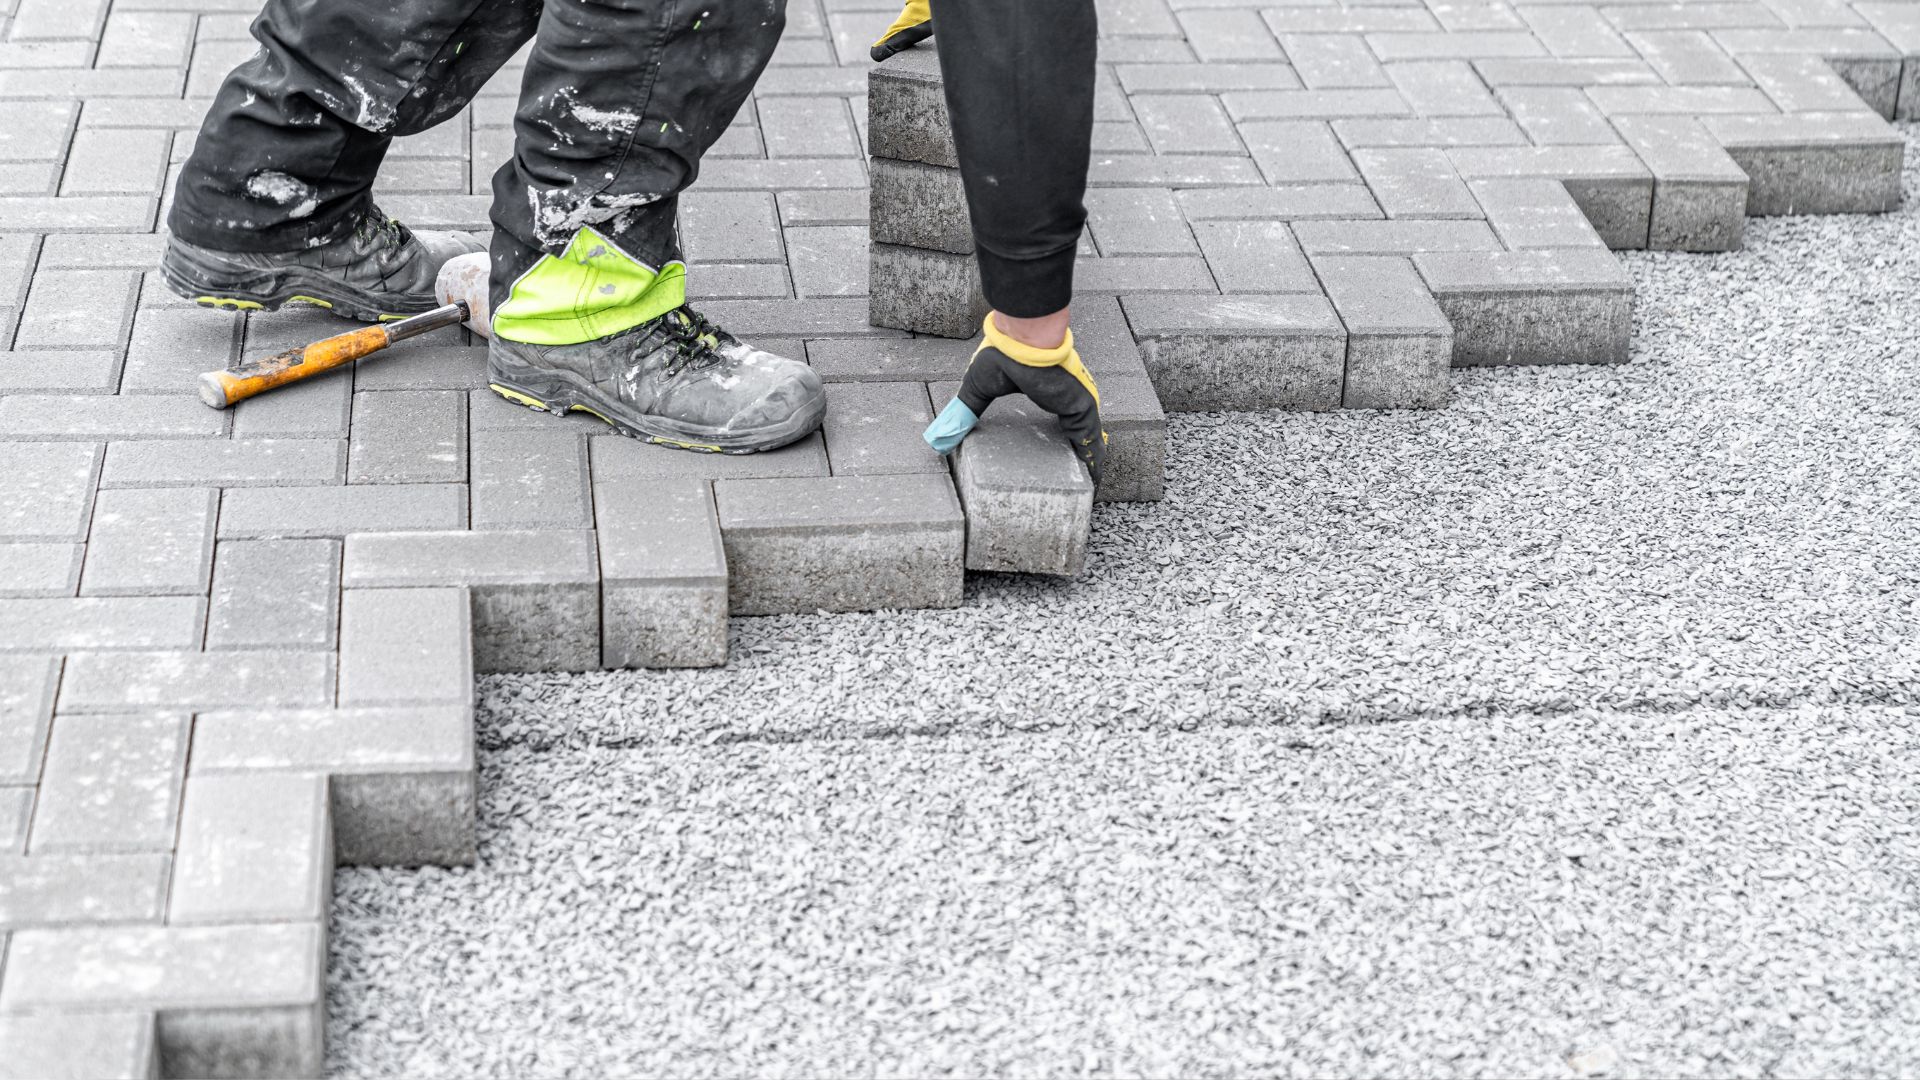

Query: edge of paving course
left=866, top=39, right=1910, bottom=398
left=1, top=9, right=1918, bottom=1077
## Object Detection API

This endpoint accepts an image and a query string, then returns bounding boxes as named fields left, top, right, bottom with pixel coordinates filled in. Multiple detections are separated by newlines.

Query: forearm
left=928, top=0, right=1097, bottom=318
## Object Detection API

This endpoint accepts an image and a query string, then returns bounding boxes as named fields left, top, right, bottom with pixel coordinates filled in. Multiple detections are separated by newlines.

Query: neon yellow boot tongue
left=492, top=226, right=689, bottom=346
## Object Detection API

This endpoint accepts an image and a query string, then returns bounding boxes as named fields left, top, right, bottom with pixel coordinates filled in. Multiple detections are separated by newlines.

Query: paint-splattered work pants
left=171, top=0, right=784, bottom=343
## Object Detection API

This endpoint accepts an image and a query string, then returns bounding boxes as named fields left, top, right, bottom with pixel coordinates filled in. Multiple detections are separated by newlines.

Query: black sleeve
left=929, top=0, right=1097, bottom=317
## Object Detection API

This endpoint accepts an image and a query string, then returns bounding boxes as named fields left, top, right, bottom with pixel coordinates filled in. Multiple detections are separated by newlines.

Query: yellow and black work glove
left=924, top=316, right=1107, bottom=483
left=871, top=0, right=933, bottom=62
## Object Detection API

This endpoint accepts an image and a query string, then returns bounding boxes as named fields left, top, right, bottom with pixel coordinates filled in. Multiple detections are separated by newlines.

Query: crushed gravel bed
left=332, top=709, right=1920, bottom=1077
left=327, top=127, right=1920, bottom=1077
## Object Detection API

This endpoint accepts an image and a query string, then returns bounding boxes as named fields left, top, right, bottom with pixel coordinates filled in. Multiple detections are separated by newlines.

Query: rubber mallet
left=196, top=300, right=470, bottom=410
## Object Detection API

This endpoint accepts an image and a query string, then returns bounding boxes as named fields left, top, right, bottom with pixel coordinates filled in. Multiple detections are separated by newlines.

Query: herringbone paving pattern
left=0, top=0, right=1913, bottom=1073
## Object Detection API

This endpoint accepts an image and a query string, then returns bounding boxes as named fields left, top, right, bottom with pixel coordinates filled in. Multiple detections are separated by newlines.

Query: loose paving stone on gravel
left=328, top=131, right=1920, bottom=1076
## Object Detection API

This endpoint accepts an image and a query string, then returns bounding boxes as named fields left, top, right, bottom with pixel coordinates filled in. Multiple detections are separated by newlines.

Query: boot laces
left=353, top=207, right=415, bottom=265
left=650, top=307, right=726, bottom=375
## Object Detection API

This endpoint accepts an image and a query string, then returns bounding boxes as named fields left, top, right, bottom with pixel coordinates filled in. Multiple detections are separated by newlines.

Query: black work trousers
left=170, top=0, right=785, bottom=312
left=171, top=0, right=1097, bottom=324
left=932, top=0, right=1097, bottom=317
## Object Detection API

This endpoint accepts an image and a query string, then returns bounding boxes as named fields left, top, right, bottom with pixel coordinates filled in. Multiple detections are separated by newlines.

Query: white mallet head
left=434, top=251, right=493, bottom=340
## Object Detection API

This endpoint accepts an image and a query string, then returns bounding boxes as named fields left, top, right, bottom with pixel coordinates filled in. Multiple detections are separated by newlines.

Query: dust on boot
left=437, top=247, right=826, bottom=455
left=163, top=205, right=482, bottom=322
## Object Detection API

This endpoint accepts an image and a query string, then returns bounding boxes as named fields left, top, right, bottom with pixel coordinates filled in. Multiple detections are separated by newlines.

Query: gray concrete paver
left=29, top=712, right=188, bottom=855
left=595, top=478, right=729, bottom=669
left=0, top=1011, right=156, bottom=1080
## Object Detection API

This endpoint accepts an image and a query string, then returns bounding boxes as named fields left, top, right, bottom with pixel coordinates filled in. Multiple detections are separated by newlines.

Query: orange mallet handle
left=197, top=301, right=469, bottom=410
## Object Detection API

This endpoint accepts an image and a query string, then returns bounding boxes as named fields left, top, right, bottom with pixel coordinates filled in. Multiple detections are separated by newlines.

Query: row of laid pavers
left=3, top=647, right=475, bottom=1076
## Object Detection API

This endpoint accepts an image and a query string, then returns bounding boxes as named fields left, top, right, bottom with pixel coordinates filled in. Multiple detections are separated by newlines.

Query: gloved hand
left=871, top=0, right=933, bottom=62
left=924, top=315, right=1107, bottom=483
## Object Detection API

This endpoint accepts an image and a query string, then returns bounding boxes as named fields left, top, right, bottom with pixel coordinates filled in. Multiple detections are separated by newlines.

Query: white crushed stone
left=332, top=710, right=1920, bottom=1078
left=327, top=127, right=1920, bottom=1077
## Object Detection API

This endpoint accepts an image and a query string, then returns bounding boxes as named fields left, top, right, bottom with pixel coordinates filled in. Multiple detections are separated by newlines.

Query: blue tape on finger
left=922, top=398, right=979, bottom=455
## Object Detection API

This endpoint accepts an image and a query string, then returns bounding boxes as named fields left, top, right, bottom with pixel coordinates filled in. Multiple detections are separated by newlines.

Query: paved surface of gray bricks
left=0, top=0, right=1913, bottom=1072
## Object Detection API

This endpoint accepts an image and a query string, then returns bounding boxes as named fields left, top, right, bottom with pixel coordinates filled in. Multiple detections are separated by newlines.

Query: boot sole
left=488, top=378, right=826, bottom=456
left=161, top=243, right=437, bottom=324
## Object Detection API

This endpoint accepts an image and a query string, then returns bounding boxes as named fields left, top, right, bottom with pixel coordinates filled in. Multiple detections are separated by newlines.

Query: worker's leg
left=164, top=0, right=533, bottom=318
left=479, top=0, right=826, bottom=453
left=920, top=0, right=1106, bottom=480
left=930, top=0, right=1097, bottom=321
left=172, top=0, right=536, bottom=253
left=484, top=0, right=783, bottom=342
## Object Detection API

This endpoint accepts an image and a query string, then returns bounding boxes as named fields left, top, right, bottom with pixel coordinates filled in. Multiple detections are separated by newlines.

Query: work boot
left=488, top=306, right=827, bottom=454
left=162, top=205, right=483, bottom=322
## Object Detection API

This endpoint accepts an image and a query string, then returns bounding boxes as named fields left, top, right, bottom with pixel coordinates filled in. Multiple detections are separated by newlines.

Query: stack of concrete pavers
left=867, top=47, right=987, bottom=339
left=866, top=46, right=1168, bottom=577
